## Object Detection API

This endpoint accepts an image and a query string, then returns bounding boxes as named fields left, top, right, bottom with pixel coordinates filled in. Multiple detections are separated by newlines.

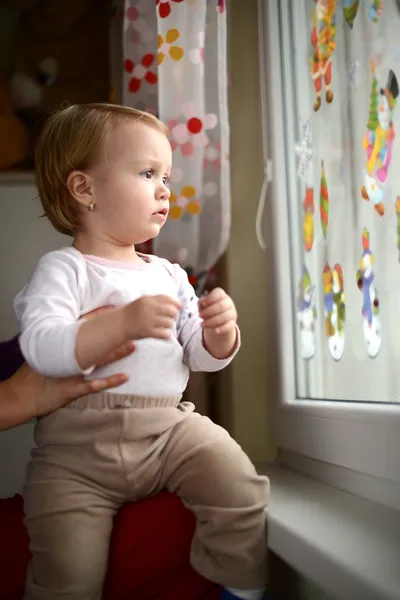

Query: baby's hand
left=124, top=295, right=182, bottom=340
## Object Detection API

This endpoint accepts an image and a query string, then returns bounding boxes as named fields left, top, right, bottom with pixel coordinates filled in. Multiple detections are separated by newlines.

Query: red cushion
left=0, top=495, right=31, bottom=600
left=0, top=492, right=221, bottom=600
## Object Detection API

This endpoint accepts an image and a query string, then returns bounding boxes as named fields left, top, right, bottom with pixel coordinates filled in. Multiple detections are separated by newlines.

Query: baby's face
left=87, top=121, right=172, bottom=246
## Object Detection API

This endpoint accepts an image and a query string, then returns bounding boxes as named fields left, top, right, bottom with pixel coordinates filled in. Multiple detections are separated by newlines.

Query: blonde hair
left=35, top=103, right=168, bottom=236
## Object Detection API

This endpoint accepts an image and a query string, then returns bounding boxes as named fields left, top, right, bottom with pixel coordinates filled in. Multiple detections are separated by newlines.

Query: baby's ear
left=66, top=171, right=93, bottom=208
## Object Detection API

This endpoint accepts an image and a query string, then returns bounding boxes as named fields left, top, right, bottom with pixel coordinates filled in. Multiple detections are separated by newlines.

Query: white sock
left=226, top=588, right=265, bottom=600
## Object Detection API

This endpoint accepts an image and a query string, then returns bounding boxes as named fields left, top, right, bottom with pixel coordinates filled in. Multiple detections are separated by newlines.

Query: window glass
left=278, top=0, right=400, bottom=403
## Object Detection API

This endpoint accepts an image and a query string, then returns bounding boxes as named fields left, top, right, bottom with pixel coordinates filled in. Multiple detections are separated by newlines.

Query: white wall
left=0, top=183, right=68, bottom=498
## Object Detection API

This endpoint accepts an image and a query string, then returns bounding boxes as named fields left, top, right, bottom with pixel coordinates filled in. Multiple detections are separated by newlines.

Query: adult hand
left=8, top=359, right=132, bottom=422
left=28, top=304, right=137, bottom=414
left=0, top=305, right=136, bottom=430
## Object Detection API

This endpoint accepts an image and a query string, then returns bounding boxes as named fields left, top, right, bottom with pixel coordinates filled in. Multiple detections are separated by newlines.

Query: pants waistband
left=66, top=392, right=183, bottom=410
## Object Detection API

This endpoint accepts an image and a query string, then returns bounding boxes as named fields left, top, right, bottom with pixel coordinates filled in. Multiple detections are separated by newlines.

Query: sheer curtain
left=278, top=0, right=400, bottom=403
left=110, top=0, right=231, bottom=291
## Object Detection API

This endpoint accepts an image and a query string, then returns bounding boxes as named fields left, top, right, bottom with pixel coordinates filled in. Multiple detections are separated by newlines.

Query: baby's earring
left=88, top=201, right=95, bottom=211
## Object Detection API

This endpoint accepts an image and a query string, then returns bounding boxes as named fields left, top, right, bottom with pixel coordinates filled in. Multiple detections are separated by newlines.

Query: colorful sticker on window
left=343, top=0, right=359, bottom=28
left=303, top=188, right=315, bottom=252
left=361, top=59, right=398, bottom=216
left=320, top=160, right=329, bottom=239
left=323, top=263, right=346, bottom=361
left=356, top=229, right=381, bottom=358
left=396, top=196, right=400, bottom=261
left=368, top=0, right=384, bottom=23
left=297, top=265, right=317, bottom=360
left=309, top=0, right=336, bottom=112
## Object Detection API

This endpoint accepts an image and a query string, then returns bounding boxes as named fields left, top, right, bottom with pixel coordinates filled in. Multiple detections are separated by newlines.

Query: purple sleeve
left=0, top=336, right=24, bottom=381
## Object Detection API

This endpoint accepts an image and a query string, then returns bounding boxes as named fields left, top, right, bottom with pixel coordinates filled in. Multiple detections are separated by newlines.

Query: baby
left=14, top=104, right=269, bottom=600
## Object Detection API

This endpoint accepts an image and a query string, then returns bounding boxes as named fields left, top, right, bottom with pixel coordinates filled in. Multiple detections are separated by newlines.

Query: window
left=263, top=0, right=400, bottom=494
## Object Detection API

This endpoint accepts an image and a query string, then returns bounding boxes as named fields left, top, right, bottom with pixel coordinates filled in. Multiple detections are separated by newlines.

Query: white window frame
left=262, top=1, right=400, bottom=493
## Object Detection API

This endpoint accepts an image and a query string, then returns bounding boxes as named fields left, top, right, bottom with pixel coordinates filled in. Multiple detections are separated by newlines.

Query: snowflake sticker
left=294, top=119, right=313, bottom=181
left=347, top=59, right=361, bottom=87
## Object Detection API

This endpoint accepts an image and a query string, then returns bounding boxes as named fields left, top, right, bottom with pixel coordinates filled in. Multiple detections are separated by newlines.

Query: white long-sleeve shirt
left=14, top=247, right=239, bottom=396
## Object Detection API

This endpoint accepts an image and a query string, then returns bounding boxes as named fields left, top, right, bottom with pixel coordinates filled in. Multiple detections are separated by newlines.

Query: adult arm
left=0, top=335, right=135, bottom=431
left=0, top=309, right=135, bottom=431
left=0, top=363, right=130, bottom=431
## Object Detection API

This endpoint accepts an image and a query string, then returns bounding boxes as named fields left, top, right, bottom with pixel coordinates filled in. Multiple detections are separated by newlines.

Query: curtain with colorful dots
left=111, top=0, right=230, bottom=290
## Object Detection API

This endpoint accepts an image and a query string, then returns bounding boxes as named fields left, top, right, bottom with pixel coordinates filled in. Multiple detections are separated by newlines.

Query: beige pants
left=23, top=393, right=269, bottom=599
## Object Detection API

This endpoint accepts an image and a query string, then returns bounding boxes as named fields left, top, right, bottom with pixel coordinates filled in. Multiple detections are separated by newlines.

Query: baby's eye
left=141, top=169, right=154, bottom=179
left=163, top=175, right=170, bottom=185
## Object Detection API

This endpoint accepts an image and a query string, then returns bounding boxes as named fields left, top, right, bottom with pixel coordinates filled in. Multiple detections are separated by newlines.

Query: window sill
left=262, top=464, right=400, bottom=600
